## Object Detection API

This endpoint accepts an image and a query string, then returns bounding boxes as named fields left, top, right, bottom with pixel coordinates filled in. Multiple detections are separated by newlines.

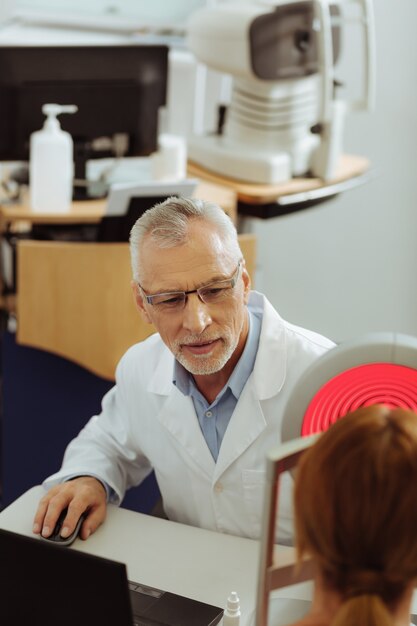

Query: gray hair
left=129, top=196, right=241, bottom=282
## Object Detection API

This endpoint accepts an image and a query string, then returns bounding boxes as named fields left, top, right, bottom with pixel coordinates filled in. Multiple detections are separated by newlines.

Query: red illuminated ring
left=302, top=363, right=417, bottom=436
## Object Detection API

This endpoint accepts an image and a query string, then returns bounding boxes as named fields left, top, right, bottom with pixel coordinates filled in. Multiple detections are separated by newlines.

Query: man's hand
left=32, top=476, right=107, bottom=541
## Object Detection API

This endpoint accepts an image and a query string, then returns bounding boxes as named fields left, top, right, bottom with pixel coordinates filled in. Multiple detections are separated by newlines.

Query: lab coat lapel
left=213, top=294, right=288, bottom=481
left=251, top=292, right=287, bottom=400
left=213, top=381, right=267, bottom=482
left=156, top=391, right=215, bottom=477
left=146, top=346, right=215, bottom=477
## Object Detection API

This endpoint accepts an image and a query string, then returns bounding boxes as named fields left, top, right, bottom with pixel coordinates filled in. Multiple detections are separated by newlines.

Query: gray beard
left=174, top=335, right=238, bottom=376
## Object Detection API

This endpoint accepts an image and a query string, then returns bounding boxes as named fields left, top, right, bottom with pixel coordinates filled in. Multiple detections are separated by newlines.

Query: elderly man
left=33, top=197, right=334, bottom=544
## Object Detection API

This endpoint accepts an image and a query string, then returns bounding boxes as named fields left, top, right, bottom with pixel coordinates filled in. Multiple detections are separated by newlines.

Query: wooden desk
left=0, top=180, right=237, bottom=232
left=0, top=197, right=105, bottom=229
left=0, top=486, right=312, bottom=626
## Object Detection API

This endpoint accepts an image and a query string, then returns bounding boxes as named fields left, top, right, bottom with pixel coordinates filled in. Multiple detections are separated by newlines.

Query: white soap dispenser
left=29, top=103, right=78, bottom=213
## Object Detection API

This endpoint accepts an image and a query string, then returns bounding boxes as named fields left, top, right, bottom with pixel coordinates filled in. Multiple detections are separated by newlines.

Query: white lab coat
left=45, top=292, right=334, bottom=543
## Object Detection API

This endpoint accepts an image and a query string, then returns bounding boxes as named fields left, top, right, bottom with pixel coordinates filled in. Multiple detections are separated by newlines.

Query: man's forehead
left=138, top=241, right=236, bottom=292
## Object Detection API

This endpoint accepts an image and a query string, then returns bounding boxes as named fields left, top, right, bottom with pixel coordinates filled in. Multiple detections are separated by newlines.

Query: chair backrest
left=16, top=234, right=256, bottom=380
left=255, top=436, right=317, bottom=626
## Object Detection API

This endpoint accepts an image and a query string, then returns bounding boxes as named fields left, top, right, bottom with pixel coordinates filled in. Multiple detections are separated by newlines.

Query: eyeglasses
left=138, top=261, right=242, bottom=312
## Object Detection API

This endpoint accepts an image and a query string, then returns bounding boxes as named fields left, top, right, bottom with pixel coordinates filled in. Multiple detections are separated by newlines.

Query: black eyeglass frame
left=137, top=260, right=242, bottom=309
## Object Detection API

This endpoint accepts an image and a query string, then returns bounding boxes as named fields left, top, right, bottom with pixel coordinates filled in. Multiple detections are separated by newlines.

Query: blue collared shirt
left=173, top=309, right=262, bottom=461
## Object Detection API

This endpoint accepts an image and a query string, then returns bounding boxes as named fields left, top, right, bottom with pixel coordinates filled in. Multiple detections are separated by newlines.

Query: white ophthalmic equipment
left=186, top=0, right=376, bottom=185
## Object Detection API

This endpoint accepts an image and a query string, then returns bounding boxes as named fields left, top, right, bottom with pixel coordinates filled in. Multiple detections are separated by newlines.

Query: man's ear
left=131, top=281, right=152, bottom=324
left=241, top=261, right=251, bottom=304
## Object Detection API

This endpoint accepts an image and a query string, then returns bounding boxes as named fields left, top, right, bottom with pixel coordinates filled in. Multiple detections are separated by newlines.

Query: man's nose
left=182, top=293, right=212, bottom=334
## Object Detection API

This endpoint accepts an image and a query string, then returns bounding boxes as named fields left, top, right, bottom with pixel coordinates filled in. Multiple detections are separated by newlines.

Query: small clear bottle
left=223, top=591, right=240, bottom=626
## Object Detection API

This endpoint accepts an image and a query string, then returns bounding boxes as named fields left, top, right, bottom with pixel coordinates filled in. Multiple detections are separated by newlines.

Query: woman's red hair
left=294, top=405, right=417, bottom=626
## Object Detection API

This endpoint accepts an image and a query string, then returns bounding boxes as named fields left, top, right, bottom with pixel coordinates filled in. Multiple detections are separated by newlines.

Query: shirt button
left=205, top=411, right=213, bottom=417
left=214, top=482, right=223, bottom=493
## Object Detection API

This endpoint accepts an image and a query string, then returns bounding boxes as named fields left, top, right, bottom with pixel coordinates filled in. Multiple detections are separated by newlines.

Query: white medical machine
left=186, top=0, right=375, bottom=184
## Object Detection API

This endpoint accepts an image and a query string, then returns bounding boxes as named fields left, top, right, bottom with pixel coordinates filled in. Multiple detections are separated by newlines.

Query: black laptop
left=0, top=528, right=223, bottom=626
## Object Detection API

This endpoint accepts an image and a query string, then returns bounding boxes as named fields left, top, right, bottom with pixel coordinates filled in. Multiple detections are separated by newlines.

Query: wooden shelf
left=188, top=154, right=370, bottom=207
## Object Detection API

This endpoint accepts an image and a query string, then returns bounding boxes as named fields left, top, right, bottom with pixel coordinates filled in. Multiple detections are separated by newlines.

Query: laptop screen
left=0, top=528, right=223, bottom=626
left=0, top=528, right=133, bottom=626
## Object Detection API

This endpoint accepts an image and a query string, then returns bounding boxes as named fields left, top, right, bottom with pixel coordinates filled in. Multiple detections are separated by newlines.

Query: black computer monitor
left=0, top=44, right=168, bottom=198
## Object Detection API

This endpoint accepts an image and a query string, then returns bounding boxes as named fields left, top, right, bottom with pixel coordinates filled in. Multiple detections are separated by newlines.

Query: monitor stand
left=73, top=143, right=108, bottom=201
left=72, top=180, right=108, bottom=201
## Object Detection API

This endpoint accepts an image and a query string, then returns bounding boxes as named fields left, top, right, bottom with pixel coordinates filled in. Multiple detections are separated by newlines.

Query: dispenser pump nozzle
left=42, top=103, right=78, bottom=130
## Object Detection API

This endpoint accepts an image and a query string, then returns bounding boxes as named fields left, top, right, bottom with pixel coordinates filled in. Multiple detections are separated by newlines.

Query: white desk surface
left=3, top=487, right=415, bottom=623
left=0, top=486, right=315, bottom=626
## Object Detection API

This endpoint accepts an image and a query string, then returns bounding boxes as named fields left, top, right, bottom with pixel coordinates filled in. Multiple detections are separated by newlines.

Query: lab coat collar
left=155, top=389, right=216, bottom=477
left=213, top=292, right=287, bottom=478
left=146, top=291, right=287, bottom=400
left=147, top=291, right=287, bottom=480
left=152, top=372, right=268, bottom=481
left=250, top=291, right=287, bottom=400
left=147, top=345, right=175, bottom=395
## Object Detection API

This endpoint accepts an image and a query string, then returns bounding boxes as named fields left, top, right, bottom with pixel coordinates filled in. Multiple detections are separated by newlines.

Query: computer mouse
left=41, top=508, right=87, bottom=547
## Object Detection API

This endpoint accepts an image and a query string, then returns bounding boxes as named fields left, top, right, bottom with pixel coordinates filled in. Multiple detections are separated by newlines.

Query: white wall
left=241, top=0, right=417, bottom=342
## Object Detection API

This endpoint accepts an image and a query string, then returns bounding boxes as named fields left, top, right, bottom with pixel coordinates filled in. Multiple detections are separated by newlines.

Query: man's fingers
left=40, top=491, right=73, bottom=537
left=33, top=497, right=49, bottom=534
left=32, top=477, right=107, bottom=541
left=59, top=504, right=88, bottom=539
left=33, top=488, right=69, bottom=536
left=79, top=503, right=107, bottom=540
